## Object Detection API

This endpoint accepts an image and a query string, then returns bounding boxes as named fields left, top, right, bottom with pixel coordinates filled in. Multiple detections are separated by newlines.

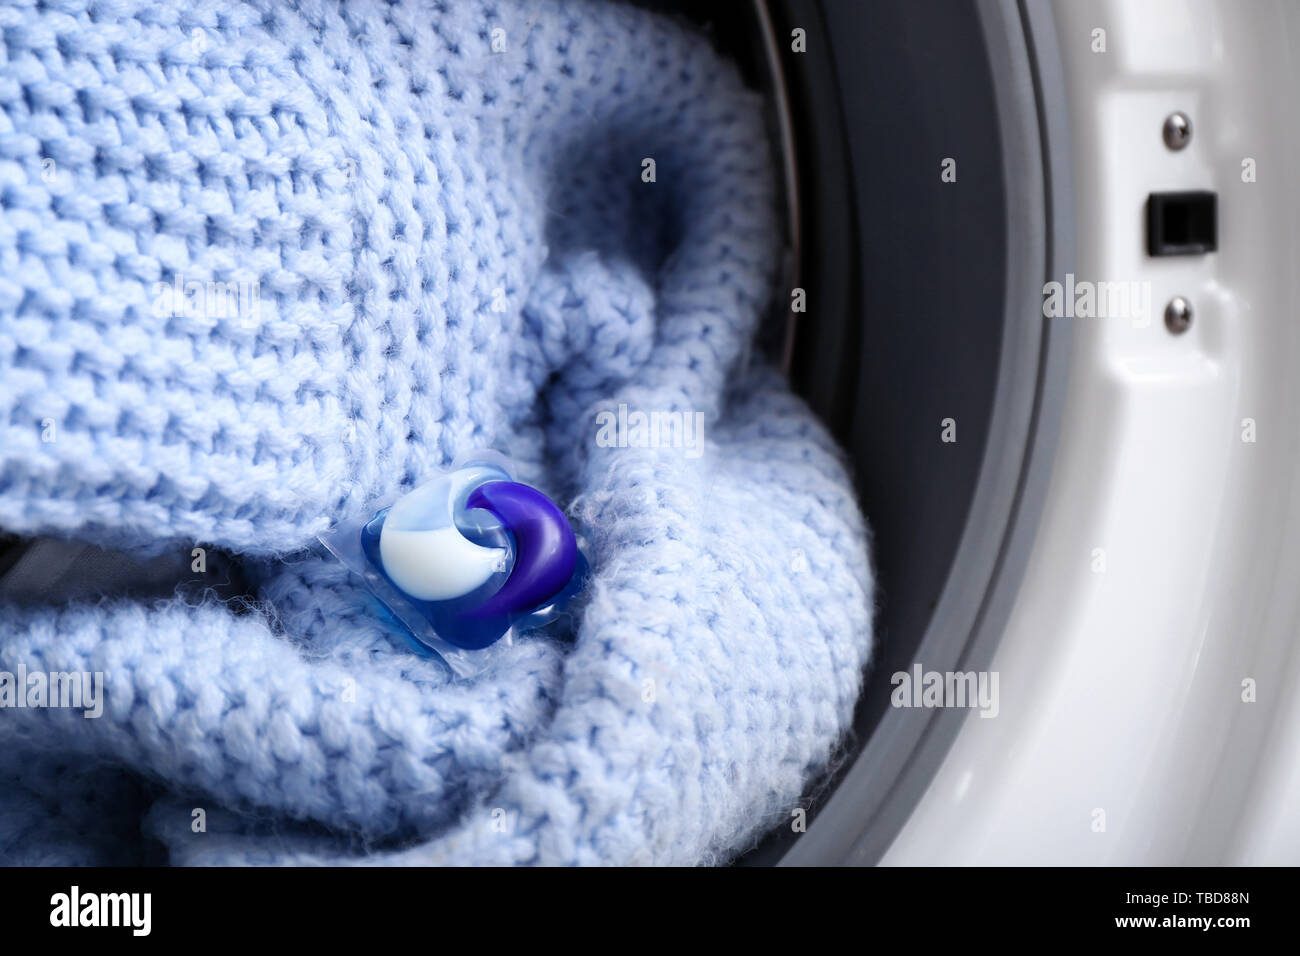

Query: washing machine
left=2, top=0, right=1297, bottom=872
left=703, top=0, right=1300, bottom=866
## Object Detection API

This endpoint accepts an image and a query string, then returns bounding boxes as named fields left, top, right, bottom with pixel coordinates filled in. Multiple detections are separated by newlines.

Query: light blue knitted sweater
left=0, top=0, right=873, bottom=865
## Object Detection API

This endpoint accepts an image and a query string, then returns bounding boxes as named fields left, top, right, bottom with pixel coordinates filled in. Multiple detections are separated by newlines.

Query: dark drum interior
left=642, top=0, right=1075, bottom=864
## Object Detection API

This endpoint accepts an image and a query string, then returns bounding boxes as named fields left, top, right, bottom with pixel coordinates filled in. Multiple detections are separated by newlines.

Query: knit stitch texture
left=0, top=0, right=874, bottom=865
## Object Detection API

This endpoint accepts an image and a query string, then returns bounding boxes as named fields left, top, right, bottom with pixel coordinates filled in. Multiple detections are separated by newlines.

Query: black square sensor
left=1147, top=191, right=1217, bottom=256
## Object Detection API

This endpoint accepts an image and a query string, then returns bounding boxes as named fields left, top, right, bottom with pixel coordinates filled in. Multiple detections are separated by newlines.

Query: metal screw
left=1163, top=111, right=1193, bottom=150
left=1165, top=296, right=1193, bottom=334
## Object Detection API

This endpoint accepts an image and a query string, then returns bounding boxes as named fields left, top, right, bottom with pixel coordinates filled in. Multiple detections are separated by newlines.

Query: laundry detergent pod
left=319, top=453, right=590, bottom=675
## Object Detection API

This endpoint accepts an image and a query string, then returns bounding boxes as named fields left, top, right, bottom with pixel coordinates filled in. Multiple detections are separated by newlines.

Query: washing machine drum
left=0, top=0, right=1072, bottom=865
left=734, top=0, right=1072, bottom=863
